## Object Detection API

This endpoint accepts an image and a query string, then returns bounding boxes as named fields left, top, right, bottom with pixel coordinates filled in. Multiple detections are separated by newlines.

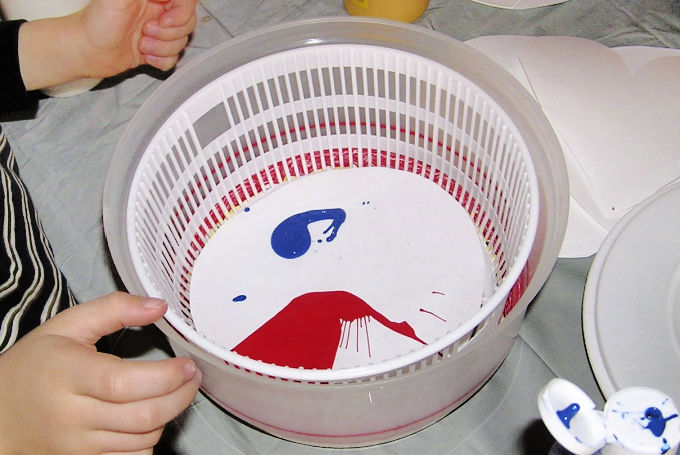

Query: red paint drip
left=233, top=291, right=426, bottom=369
left=364, top=317, right=371, bottom=357
left=419, top=308, right=447, bottom=322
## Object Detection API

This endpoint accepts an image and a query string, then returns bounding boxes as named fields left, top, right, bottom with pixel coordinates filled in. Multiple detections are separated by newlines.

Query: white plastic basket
left=104, top=17, right=567, bottom=447
left=128, top=42, right=537, bottom=381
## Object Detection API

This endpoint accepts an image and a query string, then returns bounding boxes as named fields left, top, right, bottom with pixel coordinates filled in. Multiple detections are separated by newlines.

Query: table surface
left=2, top=1, right=679, bottom=453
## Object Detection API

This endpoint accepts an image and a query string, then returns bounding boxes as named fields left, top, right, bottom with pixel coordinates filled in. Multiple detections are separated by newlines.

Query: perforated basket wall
left=126, top=43, right=539, bottom=382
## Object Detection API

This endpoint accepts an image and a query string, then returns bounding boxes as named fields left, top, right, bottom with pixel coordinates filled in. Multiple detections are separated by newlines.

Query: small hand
left=76, top=0, right=198, bottom=75
left=0, top=292, right=201, bottom=455
left=18, top=0, right=197, bottom=90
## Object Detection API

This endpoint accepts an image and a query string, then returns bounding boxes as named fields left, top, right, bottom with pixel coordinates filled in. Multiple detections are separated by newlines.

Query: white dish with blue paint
left=539, top=378, right=680, bottom=455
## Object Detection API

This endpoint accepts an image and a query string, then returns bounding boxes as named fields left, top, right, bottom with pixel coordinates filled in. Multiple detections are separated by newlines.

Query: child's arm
left=17, top=0, right=197, bottom=91
left=0, top=292, right=201, bottom=455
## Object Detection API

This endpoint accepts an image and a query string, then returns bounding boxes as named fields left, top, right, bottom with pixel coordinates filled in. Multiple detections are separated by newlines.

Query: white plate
left=465, top=36, right=680, bottom=258
left=583, top=181, right=680, bottom=401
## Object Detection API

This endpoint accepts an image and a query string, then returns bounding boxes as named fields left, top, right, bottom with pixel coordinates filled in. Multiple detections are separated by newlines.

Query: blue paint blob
left=233, top=295, right=247, bottom=302
left=557, top=403, right=580, bottom=429
left=643, top=407, right=678, bottom=437
left=244, top=207, right=250, bottom=212
left=662, top=438, right=671, bottom=454
left=270, top=208, right=346, bottom=259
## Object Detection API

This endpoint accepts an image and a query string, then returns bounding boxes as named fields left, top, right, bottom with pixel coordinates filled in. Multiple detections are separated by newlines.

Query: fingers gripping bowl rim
left=103, top=17, right=568, bottom=445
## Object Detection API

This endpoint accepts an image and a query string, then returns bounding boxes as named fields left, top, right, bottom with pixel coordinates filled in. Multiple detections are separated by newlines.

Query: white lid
left=539, top=379, right=680, bottom=455
left=604, top=387, right=680, bottom=454
left=538, top=378, right=607, bottom=455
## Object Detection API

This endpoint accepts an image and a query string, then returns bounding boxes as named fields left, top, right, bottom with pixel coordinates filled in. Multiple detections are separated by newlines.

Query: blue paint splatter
left=270, top=208, right=346, bottom=259
left=233, top=295, right=247, bottom=302
left=557, top=403, right=580, bottom=429
left=661, top=438, right=671, bottom=454
left=642, top=407, right=678, bottom=437
left=244, top=207, right=250, bottom=212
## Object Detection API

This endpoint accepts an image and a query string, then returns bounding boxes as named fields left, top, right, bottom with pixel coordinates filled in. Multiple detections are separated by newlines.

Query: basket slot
left=235, top=70, right=285, bottom=188
left=167, top=123, right=208, bottom=317
left=194, top=104, right=229, bottom=149
left=257, top=65, right=300, bottom=180
left=220, top=80, right=269, bottom=195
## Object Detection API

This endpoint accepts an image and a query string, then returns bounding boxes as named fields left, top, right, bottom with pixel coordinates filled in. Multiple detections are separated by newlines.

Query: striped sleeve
left=0, top=129, right=76, bottom=352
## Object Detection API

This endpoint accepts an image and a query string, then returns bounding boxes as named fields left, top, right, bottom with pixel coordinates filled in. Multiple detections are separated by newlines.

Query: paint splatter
left=662, top=438, right=671, bottom=454
left=233, top=295, right=247, bottom=302
left=642, top=407, right=678, bottom=437
left=339, top=316, right=372, bottom=355
left=232, top=290, right=426, bottom=369
left=270, top=208, right=346, bottom=259
left=557, top=403, right=580, bottom=429
left=420, top=308, right=447, bottom=322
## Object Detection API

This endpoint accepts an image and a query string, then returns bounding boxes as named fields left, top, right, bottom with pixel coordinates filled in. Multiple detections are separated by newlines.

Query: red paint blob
left=233, top=290, right=426, bottom=369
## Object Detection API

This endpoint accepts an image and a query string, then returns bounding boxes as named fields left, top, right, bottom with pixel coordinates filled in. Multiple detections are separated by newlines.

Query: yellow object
left=343, top=0, right=429, bottom=23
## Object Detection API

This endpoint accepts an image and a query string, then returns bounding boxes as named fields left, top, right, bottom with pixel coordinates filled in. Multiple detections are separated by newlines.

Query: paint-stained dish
left=583, top=181, right=680, bottom=402
left=539, top=378, right=680, bottom=455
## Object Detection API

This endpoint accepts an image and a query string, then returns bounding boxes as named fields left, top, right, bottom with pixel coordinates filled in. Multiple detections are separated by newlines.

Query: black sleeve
left=0, top=20, right=39, bottom=113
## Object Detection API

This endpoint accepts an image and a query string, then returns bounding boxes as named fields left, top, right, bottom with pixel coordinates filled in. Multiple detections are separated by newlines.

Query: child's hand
left=18, top=0, right=198, bottom=90
left=0, top=292, right=201, bottom=455
left=76, top=0, right=199, bottom=75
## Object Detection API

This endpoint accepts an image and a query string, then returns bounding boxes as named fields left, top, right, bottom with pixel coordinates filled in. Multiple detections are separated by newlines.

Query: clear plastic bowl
left=104, top=17, right=568, bottom=447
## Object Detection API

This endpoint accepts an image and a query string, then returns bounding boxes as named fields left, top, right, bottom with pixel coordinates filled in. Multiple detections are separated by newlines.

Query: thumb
left=39, top=292, right=167, bottom=346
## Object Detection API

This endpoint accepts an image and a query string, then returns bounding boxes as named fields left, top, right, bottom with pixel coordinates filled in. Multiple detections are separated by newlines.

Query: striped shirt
left=0, top=20, right=76, bottom=352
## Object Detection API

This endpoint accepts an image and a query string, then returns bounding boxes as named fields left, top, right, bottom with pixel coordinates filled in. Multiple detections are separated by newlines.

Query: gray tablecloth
left=2, top=1, right=679, bottom=453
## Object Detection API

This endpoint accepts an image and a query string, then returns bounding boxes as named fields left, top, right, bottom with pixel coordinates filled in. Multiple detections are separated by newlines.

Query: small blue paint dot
left=317, top=239, right=323, bottom=243
left=233, top=295, right=247, bottom=302
left=244, top=207, right=250, bottom=212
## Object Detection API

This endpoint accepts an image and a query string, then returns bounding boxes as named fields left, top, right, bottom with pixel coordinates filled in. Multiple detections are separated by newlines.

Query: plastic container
left=103, top=17, right=569, bottom=447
